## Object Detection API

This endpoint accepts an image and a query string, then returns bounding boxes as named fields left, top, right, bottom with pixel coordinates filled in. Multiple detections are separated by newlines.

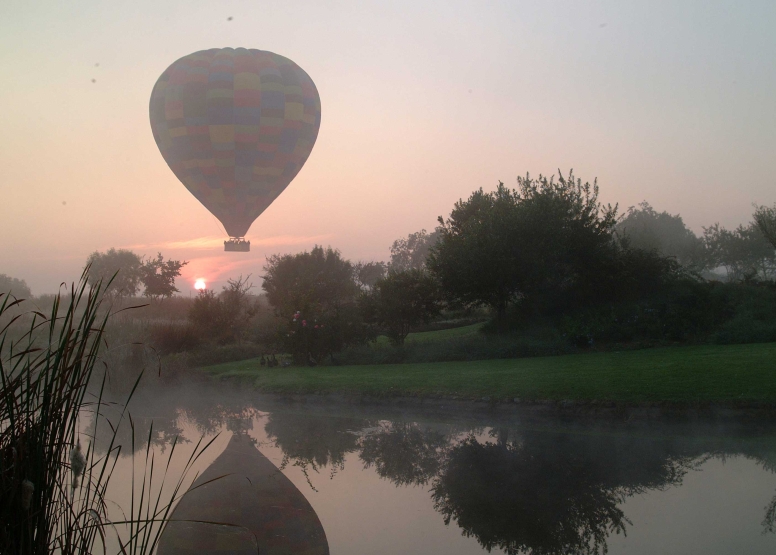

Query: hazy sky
left=1, top=0, right=774, bottom=294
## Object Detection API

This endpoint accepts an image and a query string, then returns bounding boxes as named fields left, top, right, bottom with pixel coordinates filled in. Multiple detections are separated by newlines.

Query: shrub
left=149, top=322, right=200, bottom=354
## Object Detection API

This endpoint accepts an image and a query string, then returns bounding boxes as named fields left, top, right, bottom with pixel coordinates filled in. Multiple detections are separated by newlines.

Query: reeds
left=0, top=270, right=217, bottom=554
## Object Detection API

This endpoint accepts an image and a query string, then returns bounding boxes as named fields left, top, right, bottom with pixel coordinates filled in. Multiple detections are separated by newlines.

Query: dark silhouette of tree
left=0, top=274, right=31, bottom=298
left=263, top=246, right=370, bottom=361
left=428, top=171, right=619, bottom=319
left=354, top=261, right=387, bottom=290
left=140, top=252, right=188, bottom=300
left=616, top=202, right=706, bottom=271
left=389, top=228, right=442, bottom=271
left=361, top=269, right=441, bottom=345
left=703, top=222, right=776, bottom=281
left=753, top=203, right=776, bottom=250
left=84, top=248, right=142, bottom=298
left=188, top=275, right=259, bottom=344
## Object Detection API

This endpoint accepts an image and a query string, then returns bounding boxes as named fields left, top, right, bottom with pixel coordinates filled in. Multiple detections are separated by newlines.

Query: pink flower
left=314, top=325, right=319, bottom=329
left=302, top=320, right=307, bottom=326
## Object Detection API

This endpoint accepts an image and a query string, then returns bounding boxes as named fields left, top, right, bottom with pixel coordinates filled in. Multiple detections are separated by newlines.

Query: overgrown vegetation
left=5, top=169, right=774, bottom=374
left=0, top=273, right=216, bottom=554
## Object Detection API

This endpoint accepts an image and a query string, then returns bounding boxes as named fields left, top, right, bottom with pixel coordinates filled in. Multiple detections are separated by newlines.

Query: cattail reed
left=1, top=269, right=218, bottom=555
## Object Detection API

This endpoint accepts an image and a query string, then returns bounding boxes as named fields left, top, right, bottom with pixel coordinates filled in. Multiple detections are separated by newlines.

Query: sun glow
left=194, top=278, right=206, bottom=290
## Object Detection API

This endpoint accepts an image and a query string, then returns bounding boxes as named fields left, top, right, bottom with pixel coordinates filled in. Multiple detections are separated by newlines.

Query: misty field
left=202, top=342, right=776, bottom=404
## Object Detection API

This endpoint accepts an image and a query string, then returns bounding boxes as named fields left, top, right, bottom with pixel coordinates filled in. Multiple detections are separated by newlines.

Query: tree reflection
left=359, top=422, right=449, bottom=486
left=429, top=430, right=699, bottom=555
left=264, top=413, right=366, bottom=485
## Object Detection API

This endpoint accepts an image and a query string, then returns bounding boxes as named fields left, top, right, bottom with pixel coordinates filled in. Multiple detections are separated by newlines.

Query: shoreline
left=203, top=374, right=776, bottom=422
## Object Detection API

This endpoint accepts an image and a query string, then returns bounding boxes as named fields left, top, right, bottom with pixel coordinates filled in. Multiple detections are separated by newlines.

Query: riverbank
left=200, top=342, right=776, bottom=406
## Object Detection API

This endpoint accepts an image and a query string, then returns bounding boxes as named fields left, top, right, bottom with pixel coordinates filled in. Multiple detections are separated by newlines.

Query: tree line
left=260, top=170, right=776, bottom=363
left=3, top=169, right=774, bottom=365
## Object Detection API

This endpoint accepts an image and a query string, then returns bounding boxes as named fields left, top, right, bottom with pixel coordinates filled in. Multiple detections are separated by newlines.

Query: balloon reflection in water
left=157, top=430, right=328, bottom=555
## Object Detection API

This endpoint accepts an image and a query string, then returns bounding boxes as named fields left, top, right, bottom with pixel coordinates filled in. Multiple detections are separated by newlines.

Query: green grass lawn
left=201, top=342, right=776, bottom=404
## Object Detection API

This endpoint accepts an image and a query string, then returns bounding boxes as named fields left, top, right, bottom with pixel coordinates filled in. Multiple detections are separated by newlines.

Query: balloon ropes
left=149, top=48, right=321, bottom=252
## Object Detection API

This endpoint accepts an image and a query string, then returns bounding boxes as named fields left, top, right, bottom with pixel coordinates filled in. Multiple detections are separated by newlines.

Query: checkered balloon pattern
left=149, top=48, right=321, bottom=238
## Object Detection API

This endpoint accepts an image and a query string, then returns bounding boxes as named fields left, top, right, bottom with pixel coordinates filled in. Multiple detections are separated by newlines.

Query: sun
left=194, top=278, right=206, bottom=290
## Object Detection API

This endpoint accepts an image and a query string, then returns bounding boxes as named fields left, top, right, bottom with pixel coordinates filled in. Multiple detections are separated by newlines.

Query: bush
left=163, top=343, right=268, bottom=370
left=330, top=327, right=572, bottom=366
left=558, top=280, right=776, bottom=347
left=710, top=282, right=776, bottom=344
left=149, top=322, right=200, bottom=354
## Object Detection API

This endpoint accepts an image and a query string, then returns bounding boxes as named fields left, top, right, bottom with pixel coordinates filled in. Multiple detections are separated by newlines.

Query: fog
left=1, top=0, right=775, bottom=293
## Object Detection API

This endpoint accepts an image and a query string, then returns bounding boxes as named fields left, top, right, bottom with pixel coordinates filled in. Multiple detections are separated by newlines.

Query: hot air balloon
left=149, top=48, right=321, bottom=252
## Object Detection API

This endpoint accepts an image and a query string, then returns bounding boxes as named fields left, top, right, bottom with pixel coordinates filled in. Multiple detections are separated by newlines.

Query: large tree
left=262, top=246, right=369, bottom=362
left=0, top=274, right=31, bottom=298
left=84, top=248, right=143, bottom=297
left=754, top=203, right=776, bottom=250
left=362, top=269, right=441, bottom=345
left=353, top=261, right=387, bottom=290
left=140, top=253, right=188, bottom=300
left=428, top=171, right=619, bottom=319
left=389, top=228, right=442, bottom=271
left=616, top=202, right=705, bottom=270
left=703, top=222, right=776, bottom=281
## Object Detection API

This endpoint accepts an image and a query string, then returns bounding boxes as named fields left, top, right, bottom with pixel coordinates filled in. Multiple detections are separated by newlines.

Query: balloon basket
left=225, top=238, right=250, bottom=252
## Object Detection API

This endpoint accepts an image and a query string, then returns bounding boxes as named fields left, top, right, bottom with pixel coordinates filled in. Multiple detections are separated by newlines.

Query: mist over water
left=93, top=382, right=776, bottom=555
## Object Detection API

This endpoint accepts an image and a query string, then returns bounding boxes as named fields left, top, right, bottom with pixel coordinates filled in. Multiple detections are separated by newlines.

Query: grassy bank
left=201, top=342, right=776, bottom=404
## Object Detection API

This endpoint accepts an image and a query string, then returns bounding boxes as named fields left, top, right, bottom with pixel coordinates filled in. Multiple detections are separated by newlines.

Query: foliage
left=616, top=202, right=706, bottom=270
left=703, top=222, right=776, bottom=281
left=430, top=429, right=696, bottom=555
left=389, top=228, right=442, bottom=271
left=263, top=246, right=370, bottom=362
left=362, top=269, right=441, bottom=345
left=189, top=276, right=259, bottom=345
left=0, top=272, right=215, bottom=554
left=429, top=171, right=620, bottom=318
left=148, top=322, right=200, bottom=354
left=754, top=203, right=776, bottom=249
left=140, top=253, right=188, bottom=300
left=264, top=413, right=361, bottom=471
left=359, top=422, right=448, bottom=486
left=85, top=248, right=143, bottom=298
left=353, top=261, right=387, bottom=290
left=0, top=274, right=32, bottom=298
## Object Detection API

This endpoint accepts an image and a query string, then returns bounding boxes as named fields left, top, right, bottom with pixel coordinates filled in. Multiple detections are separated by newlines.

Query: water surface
left=96, top=384, right=776, bottom=554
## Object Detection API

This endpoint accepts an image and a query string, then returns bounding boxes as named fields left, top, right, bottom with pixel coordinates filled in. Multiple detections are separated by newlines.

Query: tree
left=362, top=269, right=441, bottom=345
left=140, top=253, right=188, bottom=300
left=616, top=202, right=706, bottom=270
left=428, top=171, right=619, bottom=319
left=354, top=261, right=387, bottom=290
left=703, top=222, right=776, bottom=281
left=262, top=246, right=369, bottom=362
left=389, top=228, right=442, bottom=271
left=754, top=203, right=776, bottom=250
left=188, top=275, right=259, bottom=344
left=84, top=248, right=142, bottom=297
left=0, top=274, right=31, bottom=298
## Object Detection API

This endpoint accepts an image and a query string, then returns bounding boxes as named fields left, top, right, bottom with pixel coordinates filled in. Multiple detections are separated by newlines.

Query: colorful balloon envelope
left=149, top=48, right=321, bottom=251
